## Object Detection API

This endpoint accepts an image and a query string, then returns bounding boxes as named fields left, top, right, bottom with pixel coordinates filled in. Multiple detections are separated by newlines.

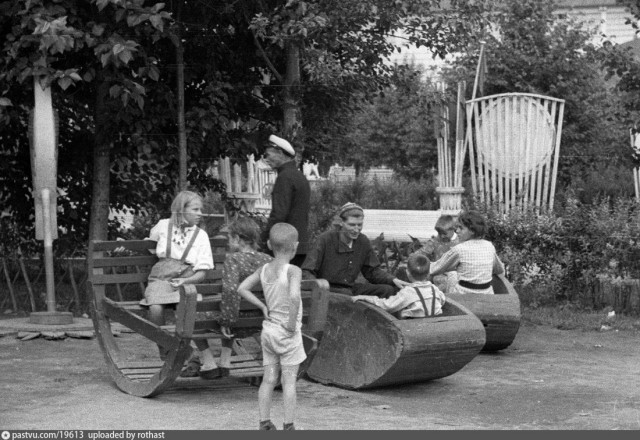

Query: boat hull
left=306, top=293, right=486, bottom=390
left=447, top=274, right=521, bottom=352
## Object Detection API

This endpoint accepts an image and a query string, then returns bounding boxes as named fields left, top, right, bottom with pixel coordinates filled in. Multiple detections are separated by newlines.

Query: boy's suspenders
left=165, top=220, right=201, bottom=263
left=413, top=286, right=437, bottom=317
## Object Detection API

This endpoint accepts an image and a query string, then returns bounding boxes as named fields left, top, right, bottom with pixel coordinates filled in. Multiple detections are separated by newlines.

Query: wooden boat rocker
left=88, top=238, right=329, bottom=398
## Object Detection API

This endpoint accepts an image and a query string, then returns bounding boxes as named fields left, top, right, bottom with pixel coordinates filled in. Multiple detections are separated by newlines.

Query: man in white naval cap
left=260, top=134, right=311, bottom=267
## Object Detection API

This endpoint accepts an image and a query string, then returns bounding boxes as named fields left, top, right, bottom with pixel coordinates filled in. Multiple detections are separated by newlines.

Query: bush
left=558, top=164, right=636, bottom=205
left=472, top=193, right=640, bottom=309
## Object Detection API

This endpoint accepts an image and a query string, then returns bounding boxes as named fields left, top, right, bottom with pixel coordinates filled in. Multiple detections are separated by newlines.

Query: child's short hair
left=458, top=210, right=487, bottom=238
left=407, top=253, right=431, bottom=281
left=170, top=190, right=202, bottom=225
left=228, top=216, right=261, bottom=248
left=338, top=202, right=364, bottom=221
left=269, top=223, right=298, bottom=253
left=435, top=215, right=456, bottom=234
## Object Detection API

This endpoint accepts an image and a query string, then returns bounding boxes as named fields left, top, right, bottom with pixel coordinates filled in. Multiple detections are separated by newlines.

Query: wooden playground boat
left=305, top=293, right=486, bottom=390
left=447, top=274, right=521, bottom=352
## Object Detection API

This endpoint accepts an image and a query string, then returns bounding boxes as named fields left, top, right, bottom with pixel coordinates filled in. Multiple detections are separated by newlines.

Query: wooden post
left=41, top=188, right=56, bottom=313
left=1, top=258, right=18, bottom=312
left=18, top=255, right=37, bottom=312
left=68, top=259, right=81, bottom=314
left=28, top=79, right=72, bottom=325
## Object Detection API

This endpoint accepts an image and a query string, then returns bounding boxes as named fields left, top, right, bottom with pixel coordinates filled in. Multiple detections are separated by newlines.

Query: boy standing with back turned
left=237, top=223, right=306, bottom=431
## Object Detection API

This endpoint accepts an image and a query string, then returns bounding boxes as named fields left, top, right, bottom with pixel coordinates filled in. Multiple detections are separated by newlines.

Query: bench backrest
left=361, top=209, right=441, bottom=243
left=88, top=237, right=229, bottom=302
left=176, top=280, right=327, bottom=339
left=88, top=238, right=328, bottom=339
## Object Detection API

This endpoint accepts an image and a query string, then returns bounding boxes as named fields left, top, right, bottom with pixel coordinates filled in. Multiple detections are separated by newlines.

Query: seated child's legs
left=148, top=304, right=169, bottom=360
left=193, top=339, right=219, bottom=372
left=218, top=336, right=233, bottom=369
left=148, top=304, right=165, bottom=326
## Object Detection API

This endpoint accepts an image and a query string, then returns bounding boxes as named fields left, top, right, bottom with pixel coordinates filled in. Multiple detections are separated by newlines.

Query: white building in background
left=556, top=0, right=637, bottom=45
left=327, top=165, right=394, bottom=182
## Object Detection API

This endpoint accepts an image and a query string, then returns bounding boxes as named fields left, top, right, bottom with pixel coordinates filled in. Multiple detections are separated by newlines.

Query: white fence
left=214, top=154, right=276, bottom=214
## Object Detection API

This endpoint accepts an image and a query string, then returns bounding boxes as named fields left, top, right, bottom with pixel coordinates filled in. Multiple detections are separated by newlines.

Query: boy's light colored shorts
left=261, top=320, right=306, bottom=367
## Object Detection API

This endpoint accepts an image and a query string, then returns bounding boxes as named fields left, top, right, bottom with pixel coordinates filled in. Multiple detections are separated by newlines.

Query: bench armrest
left=302, top=279, right=330, bottom=339
left=301, top=278, right=330, bottom=291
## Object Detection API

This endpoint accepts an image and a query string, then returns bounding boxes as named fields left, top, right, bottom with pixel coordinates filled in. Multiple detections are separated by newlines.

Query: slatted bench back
left=88, top=237, right=229, bottom=302
left=88, top=239, right=328, bottom=338
left=182, top=282, right=324, bottom=337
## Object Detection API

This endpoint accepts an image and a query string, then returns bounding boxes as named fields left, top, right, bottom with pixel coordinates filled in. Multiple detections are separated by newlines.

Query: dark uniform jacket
left=301, top=230, right=395, bottom=289
left=261, top=160, right=311, bottom=255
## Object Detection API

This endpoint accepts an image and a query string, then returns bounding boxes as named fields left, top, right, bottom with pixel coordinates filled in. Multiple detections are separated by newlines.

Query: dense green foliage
left=0, top=0, right=491, bottom=256
left=476, top=195, right=640, bottom=308
left=331, top=63, right=443, bottom=179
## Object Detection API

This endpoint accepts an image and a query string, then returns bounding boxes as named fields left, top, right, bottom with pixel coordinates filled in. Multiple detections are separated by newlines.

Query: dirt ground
left=1, top=319, right=639, bottom=431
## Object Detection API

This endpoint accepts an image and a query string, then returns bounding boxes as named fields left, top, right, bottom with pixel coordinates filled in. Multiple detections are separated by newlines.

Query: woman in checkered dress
left=429, top=211, right=505, bottom=295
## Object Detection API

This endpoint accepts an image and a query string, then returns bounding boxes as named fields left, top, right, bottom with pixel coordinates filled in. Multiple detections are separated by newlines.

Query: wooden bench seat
left=361, top=209, right=441, bottom=243
left=88, top=238, right=329, bottom=397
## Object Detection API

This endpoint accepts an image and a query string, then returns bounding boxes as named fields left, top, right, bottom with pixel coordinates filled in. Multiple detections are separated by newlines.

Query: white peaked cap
left=268, top=134, right=295, bottom=156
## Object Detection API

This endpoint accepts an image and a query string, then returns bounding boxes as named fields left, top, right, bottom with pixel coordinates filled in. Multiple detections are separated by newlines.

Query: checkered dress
left=429, top=239, right=505, bottom=295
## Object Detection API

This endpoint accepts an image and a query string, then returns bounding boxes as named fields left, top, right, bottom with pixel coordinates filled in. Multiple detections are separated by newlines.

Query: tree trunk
left=282, top=40, right=302, bottom=156
left=171, top=10, right=187, bottom=191
left=89, top=82, right=112, bottom=241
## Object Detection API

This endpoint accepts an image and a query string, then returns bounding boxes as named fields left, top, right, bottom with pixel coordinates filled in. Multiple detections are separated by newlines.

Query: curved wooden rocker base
left=447, top=274, right=521, bottom=352
left=305, top=293, right=486, bottom=390
left=92, top=299, right=194, bottom=398
left=88, top=239, right=329, bottom=398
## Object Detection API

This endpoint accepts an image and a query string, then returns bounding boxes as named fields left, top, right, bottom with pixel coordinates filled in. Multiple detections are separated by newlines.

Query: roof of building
left=557, top=0, right=619, bottom=8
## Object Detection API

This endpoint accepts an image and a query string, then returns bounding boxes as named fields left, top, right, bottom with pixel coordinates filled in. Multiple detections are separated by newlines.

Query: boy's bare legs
left=281, top=364, right=300, bottom=429
left=259, top=364, right=280, bottom=428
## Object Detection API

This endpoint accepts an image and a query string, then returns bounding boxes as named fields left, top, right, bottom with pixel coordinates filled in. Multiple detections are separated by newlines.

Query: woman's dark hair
left=228, top=216, right=261, bottom=248
left=457, top=210, right=487, bottom=239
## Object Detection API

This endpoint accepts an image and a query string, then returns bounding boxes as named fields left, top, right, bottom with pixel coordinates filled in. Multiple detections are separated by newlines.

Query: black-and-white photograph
left=1, top=0, right=639, bottom=432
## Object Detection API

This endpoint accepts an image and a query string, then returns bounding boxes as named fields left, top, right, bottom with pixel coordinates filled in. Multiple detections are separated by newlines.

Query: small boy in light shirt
left=351, top=253, right=445, bottom=318
left=418, top=214, right=459, bottom=293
